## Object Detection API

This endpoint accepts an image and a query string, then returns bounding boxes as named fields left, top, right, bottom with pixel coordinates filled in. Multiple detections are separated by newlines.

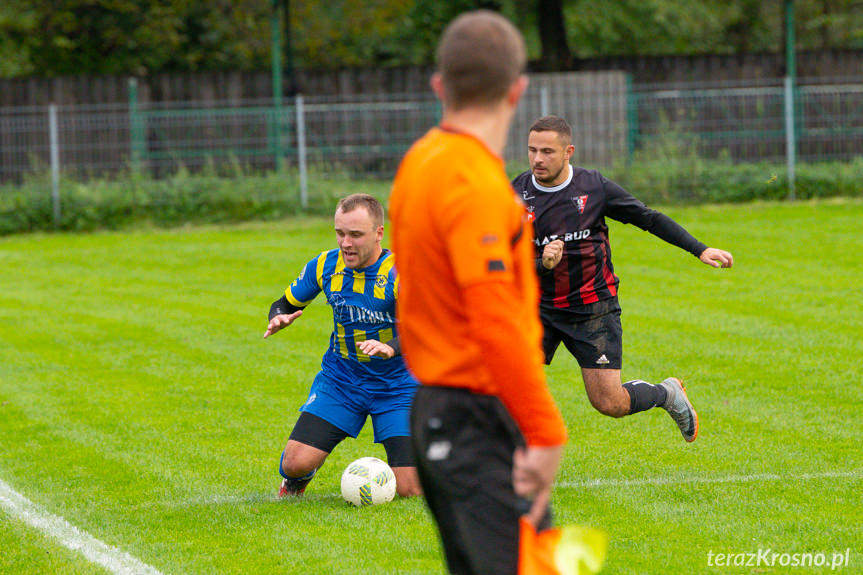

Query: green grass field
left=1, top=199, right=861, bottom=574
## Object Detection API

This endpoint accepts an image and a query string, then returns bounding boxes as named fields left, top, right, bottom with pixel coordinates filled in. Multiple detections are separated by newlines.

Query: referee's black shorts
left=410, top=386, right=551, bottom=575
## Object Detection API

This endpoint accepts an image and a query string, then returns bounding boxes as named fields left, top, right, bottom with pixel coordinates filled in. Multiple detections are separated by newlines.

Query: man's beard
left=534, top=165, right=563, bottom=185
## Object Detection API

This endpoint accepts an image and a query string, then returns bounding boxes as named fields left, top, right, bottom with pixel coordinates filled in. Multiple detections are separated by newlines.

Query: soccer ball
left=340, top=457, right=397, bottom=506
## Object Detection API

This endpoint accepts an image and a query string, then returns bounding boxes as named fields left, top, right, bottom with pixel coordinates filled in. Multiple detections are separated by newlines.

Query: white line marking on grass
left=0, top=478, right=165, bottom=575
left=558, top=469, right=863, bottom=489
left=148, top=471, right=863, bottom=508
left=164, top=492, right=345, bottom=509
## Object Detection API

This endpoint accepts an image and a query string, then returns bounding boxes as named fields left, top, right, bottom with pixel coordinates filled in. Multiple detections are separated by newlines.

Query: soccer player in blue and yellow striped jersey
left=264, top=194, right=420, bottom=498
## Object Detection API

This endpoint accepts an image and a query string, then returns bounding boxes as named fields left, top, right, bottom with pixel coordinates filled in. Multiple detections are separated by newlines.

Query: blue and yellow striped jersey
left=286, top=248, right=413, bottom=387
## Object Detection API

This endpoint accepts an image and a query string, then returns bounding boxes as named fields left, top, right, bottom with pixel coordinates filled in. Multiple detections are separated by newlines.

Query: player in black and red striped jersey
left=512, top=115, right=733, bottom=443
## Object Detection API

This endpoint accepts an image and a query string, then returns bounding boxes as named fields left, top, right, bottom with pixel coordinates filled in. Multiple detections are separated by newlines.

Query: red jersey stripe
left=578, top=243, right=600, bottom=305
left=599, top=242, right=618, bottom=297
left=553, top=253, right=571, bottom=308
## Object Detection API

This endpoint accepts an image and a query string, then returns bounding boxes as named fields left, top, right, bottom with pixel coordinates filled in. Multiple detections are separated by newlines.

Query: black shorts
left=289, top=412, right=415, bottom=467
left=541, top=298, right=623, bottom=369
left=410, top=386, right=551, bottom=575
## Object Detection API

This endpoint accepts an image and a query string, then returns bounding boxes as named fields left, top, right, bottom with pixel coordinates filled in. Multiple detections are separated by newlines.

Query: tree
left=0, top=1, right=36, bottom=76
left=12, top=0, right=187, bottom=76
left=536, top=0, right=573, bottom=70
left=398, top=0, right=505, bottom=66
left=724, top=0, right=772, bottom=53
left=797, top=0, right=863, bottom=49
left=0, top=0, right=273, bottom=77
left=0, top=0, right=861, bottom=78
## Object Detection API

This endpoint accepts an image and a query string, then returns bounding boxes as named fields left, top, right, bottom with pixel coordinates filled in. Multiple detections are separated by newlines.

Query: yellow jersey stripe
left=353, top=329, right=370, bottom=362
left=394, top=274, right=400, bottom=300
left=374, top=256, right=395, bottom=300
left=285, top=289, right=310, bottom=307
left=336, top=323, right=347, bottom=358
left=315, top=250, right=327, bottom=290
left=331, top=253, right=346, bottom=292
left=377, top=327, right=393, bottom=347
left=352, top=271, right=365, bottom=294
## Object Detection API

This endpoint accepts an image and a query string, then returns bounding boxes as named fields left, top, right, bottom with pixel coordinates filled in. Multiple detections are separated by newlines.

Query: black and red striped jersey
left=511, top=165, right=707, bottom=313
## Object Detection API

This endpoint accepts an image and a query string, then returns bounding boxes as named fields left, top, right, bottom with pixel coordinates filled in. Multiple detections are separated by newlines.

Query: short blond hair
left=336, top=194, right=384, bottom=228
left=436, top=10, right=526, bottom=111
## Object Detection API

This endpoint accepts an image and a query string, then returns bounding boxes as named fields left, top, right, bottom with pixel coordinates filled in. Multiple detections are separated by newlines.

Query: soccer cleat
left=659, top=377, right=699, bottom=442
left=278, top=472, right=315, bottom=498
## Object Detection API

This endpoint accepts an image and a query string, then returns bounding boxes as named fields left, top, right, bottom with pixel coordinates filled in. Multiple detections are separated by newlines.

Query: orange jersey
left=389, top=126, right=567, bottom=447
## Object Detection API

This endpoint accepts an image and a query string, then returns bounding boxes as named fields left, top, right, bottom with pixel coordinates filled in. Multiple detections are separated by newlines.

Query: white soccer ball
left=340, top=456, right=397, bottom=506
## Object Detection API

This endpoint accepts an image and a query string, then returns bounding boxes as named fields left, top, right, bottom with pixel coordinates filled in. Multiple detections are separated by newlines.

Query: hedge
left=2, top=158, right=861, bottom=235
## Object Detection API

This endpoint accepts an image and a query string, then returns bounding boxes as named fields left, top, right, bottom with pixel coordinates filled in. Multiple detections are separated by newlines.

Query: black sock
left=622, top=380, right=668, bottom=414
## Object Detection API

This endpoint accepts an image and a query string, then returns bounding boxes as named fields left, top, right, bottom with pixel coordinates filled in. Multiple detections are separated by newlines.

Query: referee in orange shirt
left=390, top=11, right=569, bottom=575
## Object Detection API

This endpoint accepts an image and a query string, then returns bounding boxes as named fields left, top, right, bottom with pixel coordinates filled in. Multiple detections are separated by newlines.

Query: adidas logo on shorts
left=595, top=354, right=610, bottom=365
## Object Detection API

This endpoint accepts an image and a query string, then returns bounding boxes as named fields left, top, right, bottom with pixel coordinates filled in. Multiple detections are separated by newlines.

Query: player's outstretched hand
left=263, top=310, right=303, bottom=339
left=541, top=239, right=564, bottom=269
left=699, top=247, right=734, bottom=269
left=513, top=445, right=564, bottom=528
left=357, top=339, right=395, bottom=359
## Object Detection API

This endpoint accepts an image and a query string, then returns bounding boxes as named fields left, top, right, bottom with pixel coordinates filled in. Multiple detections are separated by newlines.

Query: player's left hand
left=699, top=247, right=734, bottom=268
left=357, top=339, right=395, bottom=359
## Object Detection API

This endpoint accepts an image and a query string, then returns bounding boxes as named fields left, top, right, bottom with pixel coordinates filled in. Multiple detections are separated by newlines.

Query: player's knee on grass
left=280, top=440, right=330, bottom=478
left=382, top=436, right=421, bottom=497
left=392, top=467, right=422, bottom=497
left=282, top=412, right=349, bottom=477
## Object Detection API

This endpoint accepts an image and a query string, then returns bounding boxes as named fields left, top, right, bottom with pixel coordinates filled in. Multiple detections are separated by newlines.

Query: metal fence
left=631, top=78, right=863, bottom=164
left=2, top=73, right=862, bottom=193
left=0, top=71, right=627, bottom=192
left=129, top=95, right=442, bottom=176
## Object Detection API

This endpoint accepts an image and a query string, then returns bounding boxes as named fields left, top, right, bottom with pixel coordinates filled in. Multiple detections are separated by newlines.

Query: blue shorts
left=299, top=370, right=417, bottom=443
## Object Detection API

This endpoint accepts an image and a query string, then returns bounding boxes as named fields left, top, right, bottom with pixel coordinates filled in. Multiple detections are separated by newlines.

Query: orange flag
left=519, top=518, right=608, bottom=575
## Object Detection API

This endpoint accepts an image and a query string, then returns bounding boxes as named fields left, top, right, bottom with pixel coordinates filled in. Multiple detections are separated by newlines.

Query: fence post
left=784, top=0, right=797, bottom=200
left=128, top=78, right=143, bottom=172
left=49, top=104, right=61, bottom=226
left=625, top=74, right=637, bottom=165
left=540, top=85, right=549, bottom=117
left=272, top=0, right=284, bottom=172
left=296, top=93, right=308, bottom=209
left=784, top=77, right=796, bottom=200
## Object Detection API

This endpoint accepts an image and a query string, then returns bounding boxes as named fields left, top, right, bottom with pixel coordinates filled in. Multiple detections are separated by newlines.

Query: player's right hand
left=357, top=339, right=395, bottom=359
left=541, top=239, right=564, bottom=269
left=263, top=310, right=303, bottom=339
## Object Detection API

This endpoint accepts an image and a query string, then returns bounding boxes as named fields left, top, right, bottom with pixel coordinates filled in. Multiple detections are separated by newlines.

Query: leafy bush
left=605, top=156, right=863, bottom=206
left=0, top=166, right=391, bottom=235
left=1, top=158, right=860, bottom=235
